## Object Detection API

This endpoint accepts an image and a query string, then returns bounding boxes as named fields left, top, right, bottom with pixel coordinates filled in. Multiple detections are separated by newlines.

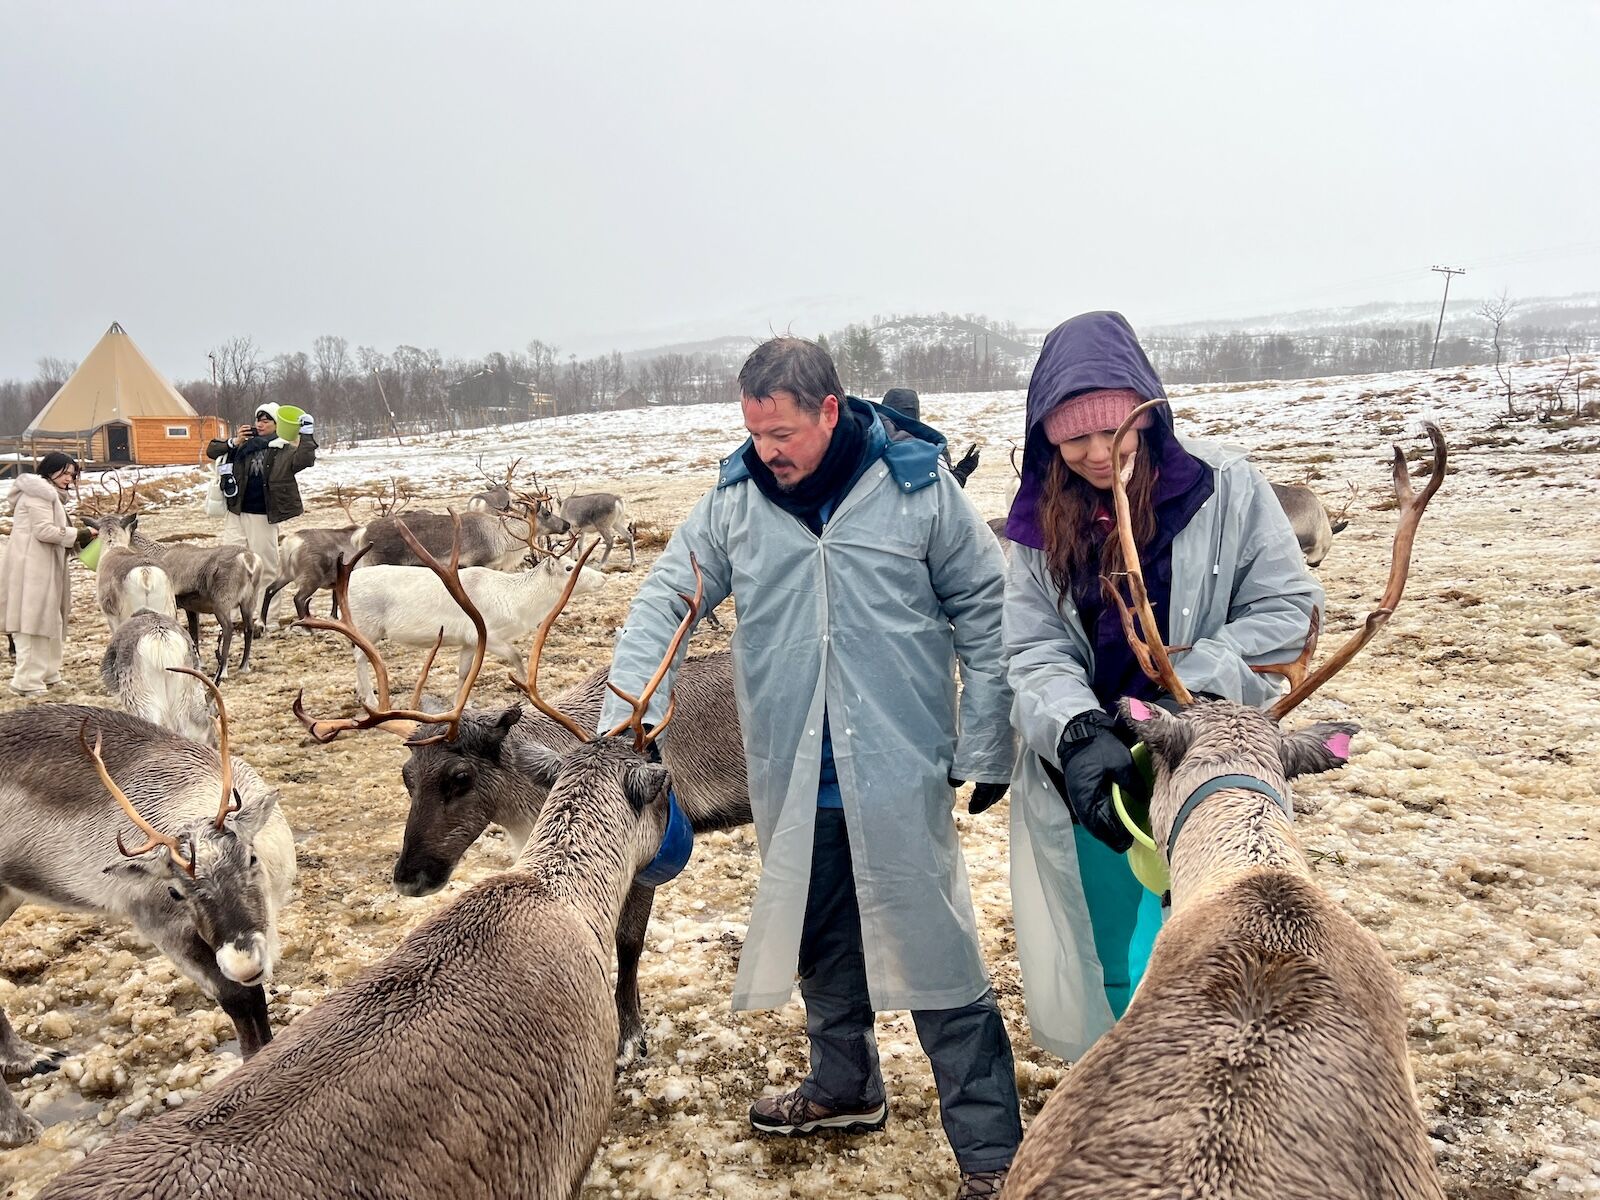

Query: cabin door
left=107, top=424, right=132, bottom=462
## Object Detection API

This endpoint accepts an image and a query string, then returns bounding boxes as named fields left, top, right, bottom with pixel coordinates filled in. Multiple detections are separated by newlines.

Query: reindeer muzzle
left=636, top=790, right=693, bottom=888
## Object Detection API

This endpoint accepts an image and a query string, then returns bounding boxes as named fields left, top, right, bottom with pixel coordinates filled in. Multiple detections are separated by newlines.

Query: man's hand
left=951, top=443, right=980, bottom=487
left=950, top=775, right=1009, bottom=815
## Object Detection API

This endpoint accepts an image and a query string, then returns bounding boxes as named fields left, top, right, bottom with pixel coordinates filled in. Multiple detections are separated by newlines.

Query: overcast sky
left=2, top=0, right=1597, bottom=379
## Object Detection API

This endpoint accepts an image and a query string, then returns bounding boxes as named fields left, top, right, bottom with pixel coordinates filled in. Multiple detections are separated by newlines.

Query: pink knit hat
left=1041, top=388, right=1152, bottom=445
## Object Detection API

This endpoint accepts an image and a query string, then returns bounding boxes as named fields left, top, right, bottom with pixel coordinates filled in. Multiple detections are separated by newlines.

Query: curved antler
left=166, top=667, right=240, bottom=828
left=292, top=512, right=489, bottom=744
left=1266, top=423, right=1448, bottom=720
left=1101, top=398, right=1194, bottom=705
left=604, top=555, right=704, bottom=749
left=79, top=720, right=196, bottom=876
left=514, top=539, right=604, bottom=742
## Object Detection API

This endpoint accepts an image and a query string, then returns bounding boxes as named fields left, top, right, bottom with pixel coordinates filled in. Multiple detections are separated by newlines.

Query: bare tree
left=213, top=337, right=265, bottom=418
left=1476, top=291, right=1519, bottom=418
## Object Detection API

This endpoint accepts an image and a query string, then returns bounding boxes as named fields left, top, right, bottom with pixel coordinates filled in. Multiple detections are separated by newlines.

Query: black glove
left=1053, top=712, right=1139, bottom=852
left=638, top=722, right=663, bottom=764
left=75, top=525, right=97, bottom=550
left=950, top=776, right=1008, bottom=815
left=950, top=443, right=980, bottom=487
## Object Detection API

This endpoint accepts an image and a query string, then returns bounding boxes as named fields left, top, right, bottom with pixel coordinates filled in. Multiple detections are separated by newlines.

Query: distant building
left=18, top=321, right=225, bottom=466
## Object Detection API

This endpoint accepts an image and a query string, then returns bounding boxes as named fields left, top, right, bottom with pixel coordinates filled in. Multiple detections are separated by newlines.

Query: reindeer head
left=83, top=671, right=282, bottom=986
left=84, top=511, right=138, bottom=549
left=1118, top=696, right=1355, bottom=861
left=395, top=706, right=529, bottom=896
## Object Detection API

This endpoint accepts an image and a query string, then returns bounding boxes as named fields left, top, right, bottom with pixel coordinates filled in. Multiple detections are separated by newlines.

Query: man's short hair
left=738, top=337, right=846, bottom=415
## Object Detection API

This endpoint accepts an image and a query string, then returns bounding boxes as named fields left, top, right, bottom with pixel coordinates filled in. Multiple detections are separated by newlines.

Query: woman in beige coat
left=4, top=452, right=82, bottom=696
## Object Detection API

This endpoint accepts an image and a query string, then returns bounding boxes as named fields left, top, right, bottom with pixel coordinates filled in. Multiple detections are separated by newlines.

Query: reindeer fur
left=0, top=705, right=294, bottom=1148
left=394, top=650, right=750, bottom=1062
left=34, top=737, right=670, bottom=1200
left=1003, top=700, right=1443, bottom=1199
left=100, top=610, right=214, bottom=744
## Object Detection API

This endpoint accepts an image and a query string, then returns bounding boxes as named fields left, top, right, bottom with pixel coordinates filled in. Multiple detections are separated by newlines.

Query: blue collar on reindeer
left=1166, top=774, right=1291, bottom=863
left=636, top=789, right=693, bottom=887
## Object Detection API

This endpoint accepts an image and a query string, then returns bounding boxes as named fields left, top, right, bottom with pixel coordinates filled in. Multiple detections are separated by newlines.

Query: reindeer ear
left=509, top=741, right=561, bottom=787
left=1119, top=697, right=1192, bottom=765
left=232, top=789, right=278, bottom=840
left=482, top=706, right=523, bottom=748
left=624, top=764, right=671, bottom=813
left=1281, top=722, right=1358, bottom=778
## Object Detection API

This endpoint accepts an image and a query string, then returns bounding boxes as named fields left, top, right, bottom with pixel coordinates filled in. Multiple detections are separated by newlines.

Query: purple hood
left=1005, top=311, right=1172, bottom=550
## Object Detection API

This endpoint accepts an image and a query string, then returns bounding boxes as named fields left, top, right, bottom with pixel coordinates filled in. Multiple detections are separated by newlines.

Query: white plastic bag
left=204, top=465, right=228, bottom=518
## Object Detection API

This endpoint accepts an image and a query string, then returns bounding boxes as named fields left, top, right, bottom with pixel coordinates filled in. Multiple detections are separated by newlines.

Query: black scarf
left=744, top=400, right=873, bottom=535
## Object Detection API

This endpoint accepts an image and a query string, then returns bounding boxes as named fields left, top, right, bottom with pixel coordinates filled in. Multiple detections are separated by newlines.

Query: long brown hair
left=1039, top=434, right=1158, bottom=607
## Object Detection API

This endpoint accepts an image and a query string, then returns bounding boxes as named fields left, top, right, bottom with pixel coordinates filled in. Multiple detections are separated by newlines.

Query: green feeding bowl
left=77, top=536, right=103, bottom=570
left=1111, top=742, right=1170, bottom=895
left=275, top=405, right=306, bottom=442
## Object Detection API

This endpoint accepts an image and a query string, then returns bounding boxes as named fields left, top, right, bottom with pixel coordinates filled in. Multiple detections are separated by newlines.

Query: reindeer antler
left=80, top=721, right=196, bottom=876
left=333, top=484, right=360, bottom=527
left=1264, top=423, right=1448, bottom=720
left=1101, top=399, right=1194, bottom=705
left=166, top=667, right=241, bottom=828
left=513, top=543, right=703, bottom=753
left=292, top=512, right=489, bottom=745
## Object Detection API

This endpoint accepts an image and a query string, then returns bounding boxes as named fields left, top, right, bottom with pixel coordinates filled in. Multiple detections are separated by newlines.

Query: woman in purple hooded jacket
left=1000, top=311, right=1321, bottom=1060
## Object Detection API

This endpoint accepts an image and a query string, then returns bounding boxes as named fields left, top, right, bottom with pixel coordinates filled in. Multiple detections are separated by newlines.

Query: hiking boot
left=955, top=1167, right=1008, bottom=1199
left=748, top=1087, right=888, bottom=1137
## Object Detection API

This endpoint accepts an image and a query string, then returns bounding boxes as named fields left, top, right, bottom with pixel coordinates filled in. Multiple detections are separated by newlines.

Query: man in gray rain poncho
left=600, top=337, right=1020, bottom=1198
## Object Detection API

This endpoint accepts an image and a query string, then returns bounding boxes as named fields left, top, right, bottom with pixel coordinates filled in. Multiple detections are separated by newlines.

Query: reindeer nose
left=216, top=935, right=269, bottom=985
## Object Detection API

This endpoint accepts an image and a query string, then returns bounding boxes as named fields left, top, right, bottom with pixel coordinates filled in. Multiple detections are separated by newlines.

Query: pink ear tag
left=1324, top=731, right=1352, bottom=760
left=1127, top=698, right=1154, bottom=721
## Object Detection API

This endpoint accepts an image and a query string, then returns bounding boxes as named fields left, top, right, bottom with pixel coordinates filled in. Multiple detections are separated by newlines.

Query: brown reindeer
left=36, top=529, right=702, bottom=1200
left=1004, top=411, right=1447, bottom=1200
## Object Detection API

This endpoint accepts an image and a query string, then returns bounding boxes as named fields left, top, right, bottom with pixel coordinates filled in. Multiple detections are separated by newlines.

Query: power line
left=1429, top=266, right=1467, bottom=368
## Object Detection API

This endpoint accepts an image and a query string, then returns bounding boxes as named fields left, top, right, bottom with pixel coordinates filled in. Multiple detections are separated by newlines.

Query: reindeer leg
left=214, top=613, right=233, bottom=683
left=0, top=1076, right=41, bottom=1148
left=614, top=882, right=655, bottom=1067
left=237, top=603, right=254, bottom=674
left=260, top=580, right=285, bottom=633
left=0, top=893, right=65, bottom=1133
left=288, top=584, right=316, bottom=634
left=598, top=530, right=614, bottom=566
left=186, top=608, right=201, bottom=650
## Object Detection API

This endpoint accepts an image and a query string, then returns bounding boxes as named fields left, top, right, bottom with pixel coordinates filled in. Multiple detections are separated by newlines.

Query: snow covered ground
left=3, top=356, right=1597, bottom=1198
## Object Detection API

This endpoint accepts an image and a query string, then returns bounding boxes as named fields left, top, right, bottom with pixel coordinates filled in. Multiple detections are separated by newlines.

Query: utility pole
left=1429, top=265, right=1467, bottom=368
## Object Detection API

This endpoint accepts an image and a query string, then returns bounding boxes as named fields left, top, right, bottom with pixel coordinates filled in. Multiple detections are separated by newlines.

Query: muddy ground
left=3, top=369, right=1597, bottom=1197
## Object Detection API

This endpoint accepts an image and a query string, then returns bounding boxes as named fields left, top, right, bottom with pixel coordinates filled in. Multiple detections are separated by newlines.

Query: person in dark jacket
left=1000, top=311, right=1321, bottom=1060
left=883, top=387, right=981, bottom=486
left=206, top=402, right=318, bottom=614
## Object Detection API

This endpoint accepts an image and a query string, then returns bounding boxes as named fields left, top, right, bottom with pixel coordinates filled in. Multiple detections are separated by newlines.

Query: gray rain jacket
left=1004, top=436, right=1322, bottom=1058
left=600, top=403, right=1015, bottom=1012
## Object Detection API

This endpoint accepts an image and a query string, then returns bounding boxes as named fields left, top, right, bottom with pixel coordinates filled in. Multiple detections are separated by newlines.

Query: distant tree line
left=0, top=314, right=1031, bottom=440
left=1144, top=321, right=1600, bottom=385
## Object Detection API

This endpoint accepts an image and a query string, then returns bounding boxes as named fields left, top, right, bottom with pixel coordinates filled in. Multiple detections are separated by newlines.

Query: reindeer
left=118, top=521, right=263, bottom=680
left=364, top=508, right=560, bottom=571
left=465, top=455, right=571, bottom=540
left=0, top=677, right=295, bottom=1148
left=259, top=522, right=367, bottom=630
left=35, top=533, right=702, bottom=1198
left=1271, top=480, right=1355, bottom=568
left=100, top=610, right=214, bottom=744
left=298, top=632, right=750, bottom=1063
left=331, top=546, right=606, bottom=707
left=82, top=500, right=177, bottom=633
left=560, top=491, right=636, bottom=568
left=1003, top=415, right=1448, bottom=1199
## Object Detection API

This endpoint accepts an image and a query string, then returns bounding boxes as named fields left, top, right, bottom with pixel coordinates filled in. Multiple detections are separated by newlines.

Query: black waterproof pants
left=794, top=808, right=1022, bottom=1174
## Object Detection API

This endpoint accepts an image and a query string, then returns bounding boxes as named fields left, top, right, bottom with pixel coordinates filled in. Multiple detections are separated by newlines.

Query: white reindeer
left=331, top=550, right=606, bottom=707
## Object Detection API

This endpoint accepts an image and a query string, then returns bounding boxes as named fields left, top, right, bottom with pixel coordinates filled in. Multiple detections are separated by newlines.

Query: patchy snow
left=3, top=356, right=1598, bottom=1198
